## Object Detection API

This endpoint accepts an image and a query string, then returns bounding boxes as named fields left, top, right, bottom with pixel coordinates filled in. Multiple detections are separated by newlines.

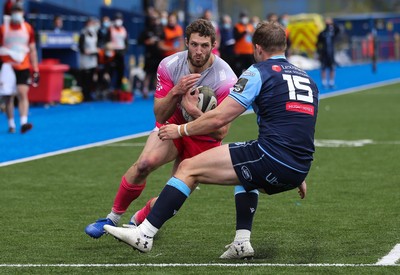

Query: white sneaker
left=220, top=241, right=254, bottom=259
left=104, top=225, right=153, bottom=253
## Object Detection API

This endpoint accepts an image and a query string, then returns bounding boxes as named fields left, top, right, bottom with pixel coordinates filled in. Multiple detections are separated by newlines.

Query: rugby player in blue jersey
left=105, top=21, right=319, bottom=259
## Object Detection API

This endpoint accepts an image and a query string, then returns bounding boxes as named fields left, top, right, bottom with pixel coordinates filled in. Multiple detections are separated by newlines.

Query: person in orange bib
left=233, top=11, right=254, bottom=77
left=159, top=12, right=184, bottom=57
left=0, top=4, right=39, bottom=134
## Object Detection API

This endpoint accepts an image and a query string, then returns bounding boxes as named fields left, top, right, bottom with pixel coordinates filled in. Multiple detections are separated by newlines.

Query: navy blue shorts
left=229, top=140, right=308, bottom=195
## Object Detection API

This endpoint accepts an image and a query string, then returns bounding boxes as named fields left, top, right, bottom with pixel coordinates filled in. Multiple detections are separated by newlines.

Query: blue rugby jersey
left=229, top=57, right=319, bottom=172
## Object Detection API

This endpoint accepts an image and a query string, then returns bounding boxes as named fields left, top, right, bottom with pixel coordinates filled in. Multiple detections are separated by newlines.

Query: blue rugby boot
left=85, top=218, right=115, bottom=239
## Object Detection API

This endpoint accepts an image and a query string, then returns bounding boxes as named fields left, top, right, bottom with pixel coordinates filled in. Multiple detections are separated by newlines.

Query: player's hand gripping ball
left=181, top=86, right=217, bottom=122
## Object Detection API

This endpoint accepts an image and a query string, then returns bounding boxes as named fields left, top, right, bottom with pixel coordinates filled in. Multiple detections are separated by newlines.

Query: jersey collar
left=269, top=55, right=286, bottom=60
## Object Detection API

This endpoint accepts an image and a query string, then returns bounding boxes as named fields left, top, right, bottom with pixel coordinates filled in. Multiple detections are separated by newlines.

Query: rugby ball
left=182, top=86, right=217, bottom=122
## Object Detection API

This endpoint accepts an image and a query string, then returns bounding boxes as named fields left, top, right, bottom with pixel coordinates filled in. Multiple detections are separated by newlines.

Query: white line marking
left=0, top=131, right=151, bottom=167
left=314, top=139, right=400, bottom=147
left=314, top=139, right=373, bottom=147
left=376, top=243, right=400, bottom=265
left=0, top=263, right=398, bottom=268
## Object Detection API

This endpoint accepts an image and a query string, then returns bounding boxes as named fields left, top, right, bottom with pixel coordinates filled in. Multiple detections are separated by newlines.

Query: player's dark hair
left=252, top=21, right=287, bottom=53
left=185, top=19, right=216, bottom=45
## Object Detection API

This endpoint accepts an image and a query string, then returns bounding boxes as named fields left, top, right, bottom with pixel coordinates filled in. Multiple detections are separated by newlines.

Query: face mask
left=223, top=23, right=231, bottom=29
left=93, top=23, right=100, bottom=32
left=87, top=26, right=96, bottom=33
left=115, top=19, right=123, bottom=27
left=160, top=18, right=167, bottom=26
left=241, top=17, right=249, bottom=25
left=103, top=21, right=110, bottom=28
left=11, top=13, right=23, bottom=23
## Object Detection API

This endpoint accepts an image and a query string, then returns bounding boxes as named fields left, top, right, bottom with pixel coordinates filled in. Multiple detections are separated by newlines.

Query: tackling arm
left=180, top=88, right=231, bottom=141
left=159, top=97, right=245, bottom=140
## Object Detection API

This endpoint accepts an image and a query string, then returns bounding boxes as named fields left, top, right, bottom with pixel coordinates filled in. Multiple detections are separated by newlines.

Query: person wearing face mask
left=106, top=12, right=128, bottom=96
left=233, top=11, right=254, bottom=77
left=0, top=3, right=39, bottom=134
left=79, top=17, right=99, bottom=101
left=220, top=14, right=235, bottom=69
left=97, top=16, right=110, bottom=48
left=159, top=10, right=168, bottom=27
left=96, top=15, right=113, bottom=99
left=158, top=12, right=184, bottom=57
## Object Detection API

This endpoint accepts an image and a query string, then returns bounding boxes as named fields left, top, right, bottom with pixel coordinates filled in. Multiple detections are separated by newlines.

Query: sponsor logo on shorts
left=241, top=166, right=252, bottom=181
left=233, top=78, right=248, bottom=94
left=265, top=172, right=287, bottom=187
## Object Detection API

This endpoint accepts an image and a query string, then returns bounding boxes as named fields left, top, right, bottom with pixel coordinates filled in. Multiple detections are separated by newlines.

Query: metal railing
left=349, top=34, right=400, bottom=62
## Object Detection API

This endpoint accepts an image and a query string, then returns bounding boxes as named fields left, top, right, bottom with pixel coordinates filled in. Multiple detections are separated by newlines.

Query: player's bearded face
left=187, top=34, right=213, bottom=68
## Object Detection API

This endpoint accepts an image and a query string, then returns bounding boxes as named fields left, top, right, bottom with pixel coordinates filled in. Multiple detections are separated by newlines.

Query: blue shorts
left=229, top=140, right=308, bottom=195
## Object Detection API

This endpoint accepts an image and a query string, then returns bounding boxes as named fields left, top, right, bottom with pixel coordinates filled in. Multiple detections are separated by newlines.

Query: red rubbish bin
left=29, top=59, right=69, bottom=103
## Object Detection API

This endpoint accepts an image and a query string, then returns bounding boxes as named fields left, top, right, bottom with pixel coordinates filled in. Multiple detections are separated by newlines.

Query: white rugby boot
left=220, top=241, right=254, bottom=259
left=104, top=225, right=153, bottom=253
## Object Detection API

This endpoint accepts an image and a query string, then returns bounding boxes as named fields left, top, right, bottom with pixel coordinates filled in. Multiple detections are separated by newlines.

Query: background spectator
left=53, top=15, right=63, bottom=33
left=266, top=12, right=278, bottom=22
left=0, top=3, right=39, bottom=133
left=78, top=17, right=98, bottom=101
left=159, top=10, right=168, bottom=26
left=96, top=15, right=113, bottom=99
left=106, top=12, right=128, bottom=94
left=220, top=14, right=235, bottom=69
left=233, top=10, right=254, bottom=77
left=159, top=12, right=184, bottom=57
left=202, top=9, right=220, bottom=56
left=317, top=17, right=340, bottom=88
left=250, top=15, right=260, bottom=29
left=139, top=9, right=164, bottom=99
left=97, top=16, right=111, bottom=48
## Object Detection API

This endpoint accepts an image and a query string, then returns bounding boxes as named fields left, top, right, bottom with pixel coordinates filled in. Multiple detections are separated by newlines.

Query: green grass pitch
left=1, top=83, right=400, bottom=274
